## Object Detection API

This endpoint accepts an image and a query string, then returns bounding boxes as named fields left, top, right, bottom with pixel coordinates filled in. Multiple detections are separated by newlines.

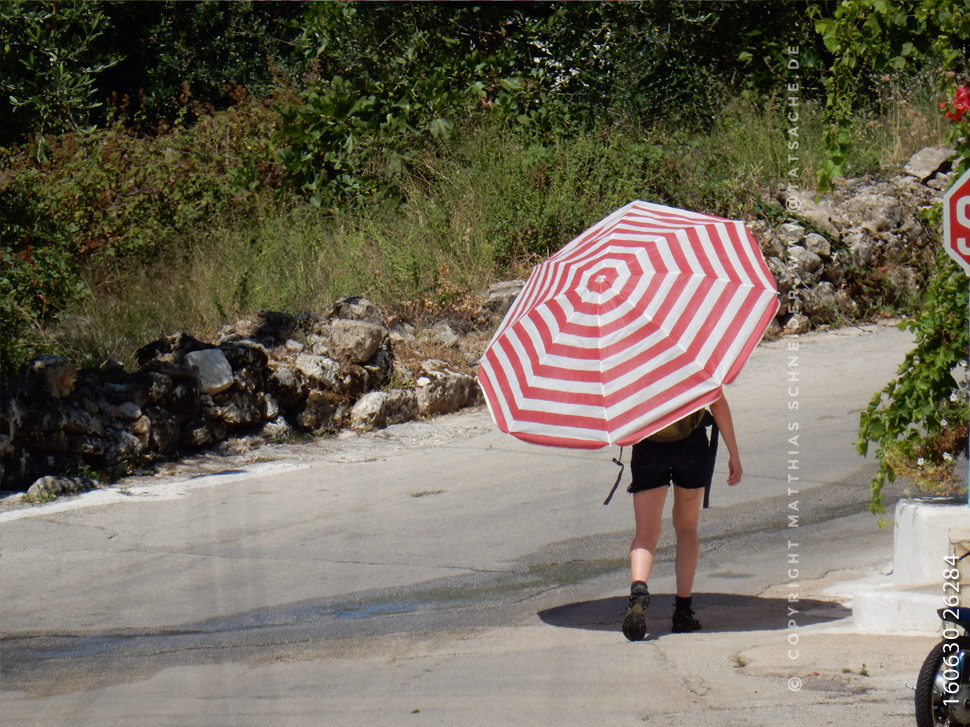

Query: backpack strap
left=602, top=446, right=624, bottom=505
left=703, top=420, right=719, bottom=509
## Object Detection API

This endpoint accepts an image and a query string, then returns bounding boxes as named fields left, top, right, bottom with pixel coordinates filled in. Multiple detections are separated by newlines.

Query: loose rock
left=184, top=349, right=235, bottom=395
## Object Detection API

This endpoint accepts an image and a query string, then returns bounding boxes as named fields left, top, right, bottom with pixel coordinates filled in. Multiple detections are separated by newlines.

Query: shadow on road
left=538, top=592, right=848, bottom=634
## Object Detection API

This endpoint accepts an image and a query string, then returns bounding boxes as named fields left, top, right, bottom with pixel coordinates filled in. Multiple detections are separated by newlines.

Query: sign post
left=943, top=167, right=970, bottom=505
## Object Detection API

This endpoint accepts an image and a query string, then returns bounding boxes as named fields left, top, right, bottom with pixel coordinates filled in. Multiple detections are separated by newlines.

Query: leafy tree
left=276, top=2, right=552, bottom=209
left=95, top=1, right=304, bottom=130
left=847, top=1, right=970, bottom=512
left=277, top=1, right=829, bottom=209
left=535, top=1, right=828, bottom=128
left=0, top=1, right=120, bottom=154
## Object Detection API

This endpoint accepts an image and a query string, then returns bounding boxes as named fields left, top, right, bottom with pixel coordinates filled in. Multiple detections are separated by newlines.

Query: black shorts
left=628, top=425, right=710, bottom=493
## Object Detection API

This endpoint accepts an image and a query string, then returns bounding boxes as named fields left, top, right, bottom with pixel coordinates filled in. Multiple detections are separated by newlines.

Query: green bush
left=0, top=179, right=87, bottom=375
left=276, top=2, right=548, bottom=210
left=96, top=1, right=303, bottom=130
left=858, top=250, right=970, bottom=513
left=2, top=96, right=281, bottom=268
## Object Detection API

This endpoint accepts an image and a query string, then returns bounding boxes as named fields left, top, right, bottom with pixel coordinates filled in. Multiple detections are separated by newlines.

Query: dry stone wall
left=0, top=297, right=484, bottom=496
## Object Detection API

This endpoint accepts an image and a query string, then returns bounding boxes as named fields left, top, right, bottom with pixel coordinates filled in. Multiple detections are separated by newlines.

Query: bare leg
left=630, top=486, right=667, bottom=584
left=671, top=484, right=703, bottom=597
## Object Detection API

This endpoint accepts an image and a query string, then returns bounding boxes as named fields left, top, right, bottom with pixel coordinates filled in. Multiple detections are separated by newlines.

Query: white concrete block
left=851, top=584, right=942, bottom=634
left=892, top=500, right=970, bottom=584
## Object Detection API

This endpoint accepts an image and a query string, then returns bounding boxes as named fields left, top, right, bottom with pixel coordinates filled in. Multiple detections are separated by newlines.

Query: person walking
left=621, top=394, right=742, bottom=641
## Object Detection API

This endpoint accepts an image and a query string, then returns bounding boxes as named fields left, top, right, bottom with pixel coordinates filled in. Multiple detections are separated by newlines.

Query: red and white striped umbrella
left=478, top=200, right=779, bottom=449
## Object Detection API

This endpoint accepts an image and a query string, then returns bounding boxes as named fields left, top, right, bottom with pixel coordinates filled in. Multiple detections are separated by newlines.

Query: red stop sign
left=944, top=166, right=970, bottom=276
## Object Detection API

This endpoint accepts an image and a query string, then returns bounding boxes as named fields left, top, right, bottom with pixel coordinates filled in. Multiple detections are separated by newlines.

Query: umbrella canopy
left=478, top=200, right=779, bottom=449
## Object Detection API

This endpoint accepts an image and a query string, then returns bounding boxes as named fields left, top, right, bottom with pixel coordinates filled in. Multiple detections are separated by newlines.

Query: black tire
left=916, top=641, right=947, bottom=727
left=916, top=639, right=970, bottom=727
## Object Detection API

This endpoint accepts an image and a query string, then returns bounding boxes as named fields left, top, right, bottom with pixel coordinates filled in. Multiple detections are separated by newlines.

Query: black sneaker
left=622, top=583, right=650, bottom=641
left=671, top=605, right=701, bottom=633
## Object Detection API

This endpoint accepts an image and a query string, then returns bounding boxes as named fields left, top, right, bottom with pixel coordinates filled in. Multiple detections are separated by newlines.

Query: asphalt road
left=0, top=320, right=941, bottom=726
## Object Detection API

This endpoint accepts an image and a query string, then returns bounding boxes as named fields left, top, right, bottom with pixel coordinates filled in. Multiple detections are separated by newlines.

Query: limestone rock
left=420, top=321, right=461, bottom=349
left=184, top=349, right=235, bottom=395
left=17, top=356, right=76, bottom=399
left=389, top=320, right=417, bottom=347
left=844, top=229, right=879, bottom=267
left=128, top=370, right=173, bottom=406
left=414, top=360, right=480, bottom=417
left=775, top=223, right=805, bottom=247
left=766, top=257, right=794, bottom=298
left=219, top=340, right=269, bottom=374
left=103, top=430, right=145, bottom=465
left=115, top=402, right=142, bottom=420
left=181, top=416, right=226, bottom=447
left=801, top=282, right=839, bottom=324
left=822, top=259, right=847, bottom=288
left=295, top=388, right=335, bottom=432
left=26, top=475, right=97, bottom=501
left=839, top=193, right=903, bottom=233
left=295, top=353, right=341, bottom=389
left=206, top=388, right=263, bottom=429
left=778, top=189, right=843, bottom=236
left=329, top=296, right=386, bottom=327
left=903, top=146, right=955, bottom=182
left=267, top=362, right=307, bottom=408
left=130, top=414, right=152, bottom=448
left=784, top=313, right=811, bottom=335
left=328, top=319, right=385, bottom=364
left=261, top=392, right=279, bottom=421
left=927, top=171, right=957, bottom=191
left=786, top=246, right=823, bottom=284
left=259, top=415, right=294, bottom=441
left=350, top=390, right=418, bottom=431
left=804, top=233, right=831, bottom=258
left=135, top=332, right=207, bottom=368
left=480, top=280, right=525, bottom=318
left=145, top=406, right=180, bottom=454
left=766, top=317, right=784, bottom=339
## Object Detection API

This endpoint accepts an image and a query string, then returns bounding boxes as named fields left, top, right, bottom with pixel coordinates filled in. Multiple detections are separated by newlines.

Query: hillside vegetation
left=2, top=1, right=959, bottom=377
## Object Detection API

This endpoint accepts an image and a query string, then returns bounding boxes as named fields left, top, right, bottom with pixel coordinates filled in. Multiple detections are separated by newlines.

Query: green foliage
left=95, top=1, right=304, bottom=130
left=851, top=14, right=970, bottom=512
left=0, top=1, right=120, bottom=154
left=0, top=0, right=954, bottom=397
left=277, top=1, right=829, bottom=210
left=814, top=0, right=970, bottom=191
left=0, top=176, right=87, bottom=376
left=537, top=1, right=827, bottom=126
left=858, top=249, right=970, bottom=512
left=2, top=98, right=281, bottom=267
left=276, top=3, right=550, bottom=209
